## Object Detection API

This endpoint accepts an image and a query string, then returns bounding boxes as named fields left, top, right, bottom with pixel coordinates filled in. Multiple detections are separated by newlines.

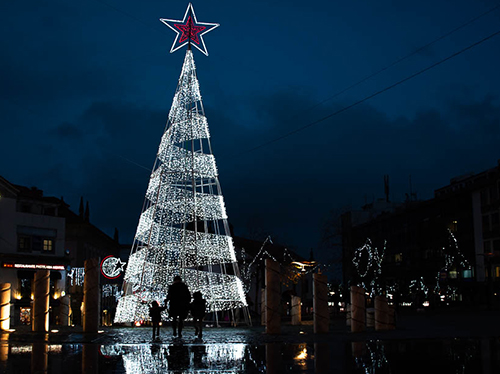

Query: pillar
left=83, top=258, right=99, bottom=333
left=375, top=296, right=389, bottom=331
left=313, top=273, right=329, bottom=333
left=0, top=333, right=8, bottom=362
left=291, top=296, right=301, bottom=326
left=33, top=271, right=50, bottom=333
left=59, top=295, right=70, bottom=326
left=350, top=285, right=365, bottom=333
left=366, top=307, right=375, bottom=329
left=0, top=283, right=11, bottom=331
left=346, top=304, right=351, bottom=327
left=265, top=259, right=280, bottom=334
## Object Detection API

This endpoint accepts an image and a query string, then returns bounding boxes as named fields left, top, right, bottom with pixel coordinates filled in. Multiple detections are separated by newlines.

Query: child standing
left=149, top=301, right=166, bottom=340
left=190, top=291, right=206, bottom=338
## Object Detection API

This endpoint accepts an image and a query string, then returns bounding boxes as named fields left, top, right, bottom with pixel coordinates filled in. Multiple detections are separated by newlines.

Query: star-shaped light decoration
left=160, top=3, right=219, bottom=56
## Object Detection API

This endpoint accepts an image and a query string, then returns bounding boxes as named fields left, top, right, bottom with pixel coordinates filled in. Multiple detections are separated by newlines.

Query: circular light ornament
left=100, top=256, right=126, bottom=279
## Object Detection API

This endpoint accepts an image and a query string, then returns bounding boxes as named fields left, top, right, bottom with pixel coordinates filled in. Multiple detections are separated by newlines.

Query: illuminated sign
left=2, top=263, right=65, bottom=271
left=100, top=256, right=126, bottom=279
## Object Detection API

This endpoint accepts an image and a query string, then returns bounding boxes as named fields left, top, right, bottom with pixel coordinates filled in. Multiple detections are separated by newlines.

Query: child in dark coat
left=149, top=300, right=166, bottom=340
left=190, top=291, right=206, bottom=338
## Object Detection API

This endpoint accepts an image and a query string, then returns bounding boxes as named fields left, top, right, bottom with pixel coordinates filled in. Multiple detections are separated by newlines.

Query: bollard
left=265, top=259, right=280, bottom=334
left=346, top=304, right=351, bottom=327
left=83, top=258, right=100, bottom=333
left=0, top=283, right=11, bottom=331
left=366, top=307, right=375, bottom=329
left=350, top=286, right=365, bottom=333
left=313, top=273, right=329, bottom=333
left=375, top=296, right=389, bottom=331
left=59, top=295, right=70, bottom=326
left=33, top=271, right=50, bottom=332
left=291, top=296, right=301, bottom=326
left=261, top=289, right=266, bottom=326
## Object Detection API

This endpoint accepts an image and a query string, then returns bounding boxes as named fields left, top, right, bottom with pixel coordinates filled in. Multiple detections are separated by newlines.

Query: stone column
left=375, top=296, right=389, bottom=331
left=366, top=307, right=375, bottom=329
left=313, top=273, right=329, bottom=333
left=346, top=304, right=351, bottom=327
left=350, top=285, right=365, bottom=333
left=291, top=296, right=301, bottom=325
left=33, top=271, right=50, bottom=333
left=265, top=259, right=280, bottom=334
left=83, top=258, right=100, bottom=333
left=0, top=283, right=11, bottom=331
left=261, top=289, right=266, bottom=326
left=59, top=295, right=70, bottom=326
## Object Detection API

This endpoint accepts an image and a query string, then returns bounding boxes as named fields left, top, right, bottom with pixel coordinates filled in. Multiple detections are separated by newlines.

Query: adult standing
left=165, top=275, right=191, bottom=338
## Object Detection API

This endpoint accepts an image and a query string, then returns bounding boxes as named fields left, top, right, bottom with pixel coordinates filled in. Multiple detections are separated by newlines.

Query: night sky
left=2, top=0, right=500, bottom=275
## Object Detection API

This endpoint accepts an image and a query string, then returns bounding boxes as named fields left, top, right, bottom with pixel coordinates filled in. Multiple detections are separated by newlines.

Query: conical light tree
left=114, top=4, right=248, bottom=324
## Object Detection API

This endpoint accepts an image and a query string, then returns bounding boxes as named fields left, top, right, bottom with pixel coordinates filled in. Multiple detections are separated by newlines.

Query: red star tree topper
left=160, top=3, right=219, bottom=56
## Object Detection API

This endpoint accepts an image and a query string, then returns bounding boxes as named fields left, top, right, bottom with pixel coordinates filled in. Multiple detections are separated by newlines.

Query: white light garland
left=115, top=50, right=247, bottom=323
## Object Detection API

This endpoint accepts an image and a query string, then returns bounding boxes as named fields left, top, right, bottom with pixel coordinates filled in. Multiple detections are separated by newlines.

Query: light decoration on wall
left=352, top=239, right=386, bottom=297
left=114, top=15, right=247, bottom=323
left=434, top=228, right=470, bottom=298
left=101, top=256, right=126, bottom=279
left=68, top=267, right=85, bottom=287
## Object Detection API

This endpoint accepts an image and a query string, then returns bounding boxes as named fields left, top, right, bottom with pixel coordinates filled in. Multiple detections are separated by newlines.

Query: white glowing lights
left=160, top=3, right=220, bottom=56
left=114, top=49, right=247, bottom=323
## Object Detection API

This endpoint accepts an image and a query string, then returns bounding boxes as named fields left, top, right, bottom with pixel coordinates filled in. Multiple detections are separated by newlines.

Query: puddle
left=0, top=338, right=499, bottom=373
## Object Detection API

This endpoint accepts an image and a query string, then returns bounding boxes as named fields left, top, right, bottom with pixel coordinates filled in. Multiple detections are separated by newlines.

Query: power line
left=234, top=27, right=500, bottom=157
left=297, top=2, right=500, bottom=115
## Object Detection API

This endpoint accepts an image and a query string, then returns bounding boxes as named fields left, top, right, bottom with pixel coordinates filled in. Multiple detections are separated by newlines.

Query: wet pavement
left=1, top=308, right=500, bottom=373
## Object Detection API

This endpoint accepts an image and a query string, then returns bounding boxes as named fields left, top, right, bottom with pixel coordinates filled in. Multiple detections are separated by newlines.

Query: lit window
left=496, top=267, right=500, bottom=279
left=449, top=270, right=458, bottom=279
left=395, top=253, right=403, bottom=262
left=462, top=269, right=472, bottom=279
left=43, top=239, right=53, bottom=252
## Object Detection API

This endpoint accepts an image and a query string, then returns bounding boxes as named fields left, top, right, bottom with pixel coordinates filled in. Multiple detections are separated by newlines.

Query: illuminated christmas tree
left=114, top=4, right=248, bottom=324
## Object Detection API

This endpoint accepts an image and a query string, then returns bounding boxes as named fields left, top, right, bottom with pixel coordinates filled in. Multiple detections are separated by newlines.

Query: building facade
left=342, top=160, right=500, bottom=307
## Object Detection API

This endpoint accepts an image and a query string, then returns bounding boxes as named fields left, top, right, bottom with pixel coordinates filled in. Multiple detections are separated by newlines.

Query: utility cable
left=233, top=27, right=500, bottom=157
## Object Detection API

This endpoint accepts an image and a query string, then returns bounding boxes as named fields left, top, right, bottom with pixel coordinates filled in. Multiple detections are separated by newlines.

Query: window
left=43, top=239, right=53, bottom=252
left=18, top=235, right=31, bottom=252
left=496, top=267, right=500, bottom=279
left=21, top=204, right=31, bottom=213
left=449, top=270, right=458, bottom=279
left=462, top=269, right=473, bottom=279
left=395, top=253, right=403, bottom=263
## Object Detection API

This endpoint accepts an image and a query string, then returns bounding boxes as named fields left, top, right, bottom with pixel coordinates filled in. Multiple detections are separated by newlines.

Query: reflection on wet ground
left=1, top=337, right=499, bottom=373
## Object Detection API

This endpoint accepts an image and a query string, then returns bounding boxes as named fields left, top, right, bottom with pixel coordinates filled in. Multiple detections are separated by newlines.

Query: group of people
left=148, top=275, right=206, bottom=340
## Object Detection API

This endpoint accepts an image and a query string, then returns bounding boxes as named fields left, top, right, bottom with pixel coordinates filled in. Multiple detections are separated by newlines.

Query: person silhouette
left=165, top=275, right=191, bottom=338
left=149, top=300, right=166, bottom=340
left=190, top=291, right=206, bottom=338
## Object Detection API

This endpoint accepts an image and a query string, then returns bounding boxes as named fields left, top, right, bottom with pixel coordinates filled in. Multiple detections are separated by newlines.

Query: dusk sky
left=2, top=0, right=500, bottom=272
